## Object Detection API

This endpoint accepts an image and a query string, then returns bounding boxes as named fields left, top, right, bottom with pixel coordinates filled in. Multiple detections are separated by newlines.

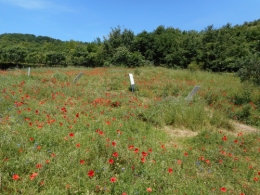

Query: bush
left=237, top=53, right=260, bottom=85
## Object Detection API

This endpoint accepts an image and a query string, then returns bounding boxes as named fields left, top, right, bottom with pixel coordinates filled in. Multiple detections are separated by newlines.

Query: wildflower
left=220, top=187, right=226, bottom=192
left=128, top=145, right=134, bottom=150
left=108, top=159, right=114, bottom=164
left=110, top=177, right=117, bottom=182
left=147, top=187, right=152, bottom=192
left=46, top=159, right=50, bottom=164
left=222, top=136, right=227, bottom=141
left=88, top=170, right=95, bottom=177
left=122, top=193, right=127, bottom=195
left=184, top=152, right=188, bottom=156
left=253, top=177, right=258, bottom=181
left=141, top=157, right=146, bottom=163
left=205, top=159, right=210, bottom=165
left=69, top=132, right=74, bottom=137
left=142, top=151, right=148, bottom=157
left=168, top=168, right=173, bottom=174
left=112, top=152, right=118, bottom=157
left=112, top=141, right=116, bottom=146
left=177, top=159, right=182, bottom=165
left=36, top=163, right=43, bottom=169
left=80, top=160, right=85, bottom=164
left=12, top=174, right=19, bottom=180
left=30, top=172, right=38, bottom=180
left=76, top=143, right=81, bottom=148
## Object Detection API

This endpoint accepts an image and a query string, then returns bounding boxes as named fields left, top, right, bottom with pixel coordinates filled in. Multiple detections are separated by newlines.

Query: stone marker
left=129, top=73, right=135, bottom=92
left=28, top=67, right=30, bottom=77
left=185, top=86, right=201, bottom=101
left=73, top=72, right=84, bottom=83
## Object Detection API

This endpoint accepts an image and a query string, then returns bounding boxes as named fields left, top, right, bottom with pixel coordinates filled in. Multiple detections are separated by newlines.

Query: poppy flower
left=142, top=151, right=148, bottom=157
left=222, top=136, right=227, bottom=141
left=112, top=152, right=118, bottom=157
left=88, top=170, right=95, bottom=177
left=12, top=174, right=19, bottom=180
left=80, top=160, right=85, bottom=164
left=220, top=187, right=226, bottom=192
left=110, top=177, right=116, bottom=182
left=128, top=145, right=134, bottom=150
left=30, top=172, right=38, bottom=180
left=147, top=187, right=152, bottom=192
left=36, top=164, right=43, bottom=169
left=112, top=141, right=116, bottom=146
left=168, top=168, right=173, bottom=174
left=108, top=159, right=114, bottom=164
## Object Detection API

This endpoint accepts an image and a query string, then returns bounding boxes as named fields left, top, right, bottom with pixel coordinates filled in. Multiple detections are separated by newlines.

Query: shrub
left=237, top=53, right=260, bottom=85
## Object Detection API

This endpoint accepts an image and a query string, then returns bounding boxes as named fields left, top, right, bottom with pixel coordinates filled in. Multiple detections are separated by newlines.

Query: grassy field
left=0, top=67, right=259, bottom=195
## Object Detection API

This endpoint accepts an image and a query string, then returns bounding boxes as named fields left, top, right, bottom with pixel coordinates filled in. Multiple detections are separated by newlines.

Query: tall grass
left=0, top=67, right=259, bottom=194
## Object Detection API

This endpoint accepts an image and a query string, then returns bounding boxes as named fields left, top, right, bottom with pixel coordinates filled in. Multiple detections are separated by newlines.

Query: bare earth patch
left=231, top=121, right=259, bottom=133
left=163, top=126, right=198, bottom=138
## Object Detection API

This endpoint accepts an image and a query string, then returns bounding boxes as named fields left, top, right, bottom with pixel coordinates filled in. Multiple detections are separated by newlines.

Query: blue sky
left=0, top=0, right=260, bottom=42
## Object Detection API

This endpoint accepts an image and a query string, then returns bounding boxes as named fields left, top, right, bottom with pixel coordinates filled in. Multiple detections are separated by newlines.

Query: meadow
left=0, top=67, right=259, bottom=195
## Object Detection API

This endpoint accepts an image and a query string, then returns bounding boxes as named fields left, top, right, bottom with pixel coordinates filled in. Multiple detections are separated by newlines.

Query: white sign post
left=28, top=67, right=30, bottom=77
left=73, top=72, right=84, bottom=83
left=185, top=86, right=201, bottom=101
left=129, top=73, right=135, bottom=92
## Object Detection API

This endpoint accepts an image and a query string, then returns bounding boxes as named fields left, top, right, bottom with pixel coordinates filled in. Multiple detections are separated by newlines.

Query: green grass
left=0, top=67, right=259, bottom=194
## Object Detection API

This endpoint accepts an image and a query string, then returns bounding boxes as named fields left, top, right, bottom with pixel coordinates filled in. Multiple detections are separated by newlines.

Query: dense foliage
left=0, top=19, right=260, bottom=83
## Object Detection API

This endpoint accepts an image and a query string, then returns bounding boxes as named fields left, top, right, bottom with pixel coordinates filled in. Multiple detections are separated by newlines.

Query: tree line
left=0, top=19, right=259, bottom=84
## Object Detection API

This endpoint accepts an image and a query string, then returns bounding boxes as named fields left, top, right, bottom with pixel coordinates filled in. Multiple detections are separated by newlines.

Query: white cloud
left=0, top=0, right=47, bottom=9
left=0, top=0, right=74, bottom=12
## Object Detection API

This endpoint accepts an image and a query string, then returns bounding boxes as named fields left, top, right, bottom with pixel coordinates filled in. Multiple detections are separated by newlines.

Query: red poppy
left=12, top=174, right=19, bottom=180
left=112, top=141, right=116, bottom=146
left=253, top=177, right=258, bottom=181
left=122, top=193, right=127, bottom=195
left=222, top=136, right=227, bottom=141
left=184, top=152, right=188, bottom=156
left=147, top=187, right=152, bottom=192
left=108, top=159, right=114, bottom=164
left=110, top=177, right=116, bottom=182
left=177, top=160, right=182, bottom=165
left=36, top=163, right=43, bottom=169
left=128, top=145, right=134, bottom=150
left=112, top=152, right=118, bottom=157
left=141, top=157, right=146, bottom=163
left=30, top=172, right=38, bottom=180
left=80, top=160, right=85, bottom=164
left=69, top=132, right=74, bottom=137
left=168, top=168, right=173, bottom=174
left=220, top=187, right=226, bottom=192
left=76, top=143, right=81, bottom=148
left=88, top=170, right=95, bottom=177
left=142, top=151, right=148, bottom=157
